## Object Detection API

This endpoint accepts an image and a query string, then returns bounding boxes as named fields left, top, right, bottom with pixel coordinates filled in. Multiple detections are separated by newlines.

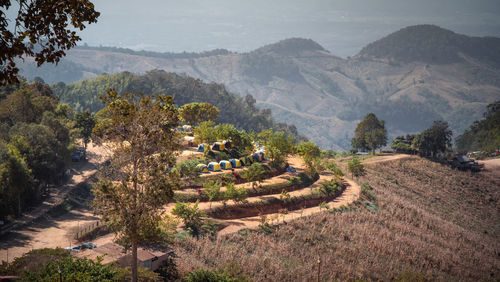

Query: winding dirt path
left=215, top=154, right=407, bottom=236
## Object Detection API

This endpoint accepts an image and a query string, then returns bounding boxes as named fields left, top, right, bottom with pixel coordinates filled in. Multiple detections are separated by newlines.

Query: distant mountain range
left=19, top=25, right=500, bottom=150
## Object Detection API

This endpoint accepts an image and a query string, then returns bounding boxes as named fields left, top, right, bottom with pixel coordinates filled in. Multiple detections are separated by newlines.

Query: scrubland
left=174, top=156, right=500, bottom=281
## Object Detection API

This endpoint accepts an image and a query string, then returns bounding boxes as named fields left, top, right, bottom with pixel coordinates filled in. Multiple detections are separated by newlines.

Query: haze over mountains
left=19, top=25, right=500, bottom=150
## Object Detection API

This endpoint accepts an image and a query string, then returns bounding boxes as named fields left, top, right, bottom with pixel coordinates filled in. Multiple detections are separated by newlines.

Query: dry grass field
left=174, top=156, right=500, bottom=281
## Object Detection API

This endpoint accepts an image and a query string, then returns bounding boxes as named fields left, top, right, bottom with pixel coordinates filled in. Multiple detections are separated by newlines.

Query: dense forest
left=455, top=101, right=500, bottom=154
left=0, top=81, right=75, bottom=219
left=50, top=70, right=302, bottom=138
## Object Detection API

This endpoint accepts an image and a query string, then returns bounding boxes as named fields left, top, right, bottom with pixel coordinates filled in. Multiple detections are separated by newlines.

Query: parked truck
left=449, top=155, right=483, bottom=172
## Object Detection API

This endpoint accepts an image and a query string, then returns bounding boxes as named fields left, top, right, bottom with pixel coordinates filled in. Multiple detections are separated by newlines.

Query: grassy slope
left=174, top=156, right=500, bottom=281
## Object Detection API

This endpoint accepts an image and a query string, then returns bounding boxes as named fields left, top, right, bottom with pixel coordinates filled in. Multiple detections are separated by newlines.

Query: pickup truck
left=71, top=148, right=86, bottom=162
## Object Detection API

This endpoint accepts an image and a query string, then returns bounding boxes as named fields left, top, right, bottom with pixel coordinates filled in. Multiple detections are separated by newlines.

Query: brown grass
left=173, top=156, right=500, bottom=281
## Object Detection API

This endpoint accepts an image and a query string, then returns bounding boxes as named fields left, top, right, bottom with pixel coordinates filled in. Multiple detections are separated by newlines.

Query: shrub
left=172, top=201, right=205, bottom=238
left=183, top=269, right=235, bottom=282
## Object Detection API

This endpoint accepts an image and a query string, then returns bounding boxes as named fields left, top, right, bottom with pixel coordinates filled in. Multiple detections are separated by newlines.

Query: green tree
left=214, top=123, right=253, bottom=154
left=171, top=201, right=205, bottom=238
left=260, top=129, right=295, bottom=169
left=297, top=141, right=321, bottom=175
left=179, top=102, right=219, bottom=126
left=21, top=256, right=124, bottom=281
left=390, top=134, right=417, bottom=154
left=75, top=110, right=96, bottom=148
left=0, top=0, right=100, bottom=84
left=347, top=157, right=366, bottom=179
left=456, top=101, right=500, bottom=154
left=224, top=182, right=248, bottom=205
left=241, top=163, right=267, bottom=191
left=0, top=145, right=35, bottom=217
left=204, top=179, right=222, bottom=209
left=413, top=120, right=452, bottom=158
left=351, top=113, right=387, bottom=153
left=91, top=89, right=180, bottom=282
left=193, top=121, right=217, bottom=145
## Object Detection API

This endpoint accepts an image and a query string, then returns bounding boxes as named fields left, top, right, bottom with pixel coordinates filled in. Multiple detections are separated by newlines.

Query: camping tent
left=257, top=151, right=265, bottom=160
left=245, top=156, right=252, bottom=165
left=239, top=157, right=247, bottom=166
left=229, top=159, right=242, bottom=168
left=166, top=167, right=178, bottom=173
left=219, top=160, right=232, bottom=170
left=223, top=140, right=234, bottom=149
left=207, top=162, right=222, bottom=172
left=252, top=153, right=262, bottom=162
left=196, top=164, right=209, bottom=173
left=197, top=144, right=209, bottom=153
left=212, top=142, right=225, bottom=151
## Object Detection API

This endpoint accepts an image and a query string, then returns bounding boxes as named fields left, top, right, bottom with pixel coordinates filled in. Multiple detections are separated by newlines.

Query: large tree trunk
left=131, top=232, right=138, bottom=282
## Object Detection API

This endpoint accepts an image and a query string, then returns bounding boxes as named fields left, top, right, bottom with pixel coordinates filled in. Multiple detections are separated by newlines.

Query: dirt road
left=0, top=142, right=108, bottom=262
left=479, top=158, right=500, bottom=177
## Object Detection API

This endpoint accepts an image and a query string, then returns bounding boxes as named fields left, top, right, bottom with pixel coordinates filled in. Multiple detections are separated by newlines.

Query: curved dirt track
left=217, top=177, right=361, bottom=236
left=215, top=154, right=408, bottom=236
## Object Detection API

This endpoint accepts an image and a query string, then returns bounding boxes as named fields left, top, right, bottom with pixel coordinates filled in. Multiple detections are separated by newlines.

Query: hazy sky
left=74, top=0, right=500, bottom=57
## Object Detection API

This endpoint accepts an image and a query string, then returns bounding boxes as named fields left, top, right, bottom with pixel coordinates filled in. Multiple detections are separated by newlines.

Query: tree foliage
left=241, top=163, right=267, bottom=191
left=0, top=0, right=100, bottom=84
left=0, top=81, right=73, bottom=220
left=50, top=71, right=301, bottom=140
left=91, top=89, right=180, bottom=281
left=347, top=157, right=366, bottom=179
left=390, top=134, right=417, bottom=154
left=259, top=129, right=295, bottom=169
left=179, top=102, right=219, bottom=126
left=413, top=120, right=452, bottom=158
left=172, top=200, right=205, bottom=238
left=456, top=101, right=500, bottom=154
left=21, top=255, right=123, bottom=281
left=297, top=141, right=321, bottom=175
left=75, top=110, right=96, bottom=148
left=351, top=113, right=387, bottom=153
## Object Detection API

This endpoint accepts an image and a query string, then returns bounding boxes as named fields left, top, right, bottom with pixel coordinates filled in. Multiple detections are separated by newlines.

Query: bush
left=21, top=256, right=125, bottom=281
left=183, top=269, right=235, bottom=282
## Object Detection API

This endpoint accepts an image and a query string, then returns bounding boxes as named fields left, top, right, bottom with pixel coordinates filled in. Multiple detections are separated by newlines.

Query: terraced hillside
left=174, top=156, right=500, bottom=281
left=168, top=145, right=361, bottom=236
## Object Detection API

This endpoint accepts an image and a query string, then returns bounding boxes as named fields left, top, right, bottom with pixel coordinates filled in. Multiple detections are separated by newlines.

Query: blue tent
left=207, top=162, right=221, bottom=172
left=212, top=142, right=225, bottom=151
left=252, top=153, right=261, bottom=162
left=219, top=160, right=232, bottom=170
left=197, top=143, right=209, bottom=153
left=229, top=158, right=242, bottom=168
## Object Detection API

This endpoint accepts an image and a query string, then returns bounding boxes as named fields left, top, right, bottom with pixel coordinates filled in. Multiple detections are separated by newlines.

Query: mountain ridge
left=19, top=25, right=500, bottom=150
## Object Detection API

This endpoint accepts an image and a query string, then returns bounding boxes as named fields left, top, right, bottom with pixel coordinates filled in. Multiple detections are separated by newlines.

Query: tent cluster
left=171, top=150, right=266, bottom=175
left=197, top=140, right=236, bottom=153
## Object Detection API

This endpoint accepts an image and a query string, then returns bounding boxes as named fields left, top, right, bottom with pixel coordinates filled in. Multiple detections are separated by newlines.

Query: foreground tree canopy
left=92, top=89, right=180, bottom=281
left=0, top=0, right=100, bottom=84
left=351, top=113, right=387, bottom=153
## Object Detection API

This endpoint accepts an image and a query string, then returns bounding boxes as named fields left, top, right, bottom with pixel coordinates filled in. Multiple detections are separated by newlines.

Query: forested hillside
left=50, top=70, right=302, bottom=138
